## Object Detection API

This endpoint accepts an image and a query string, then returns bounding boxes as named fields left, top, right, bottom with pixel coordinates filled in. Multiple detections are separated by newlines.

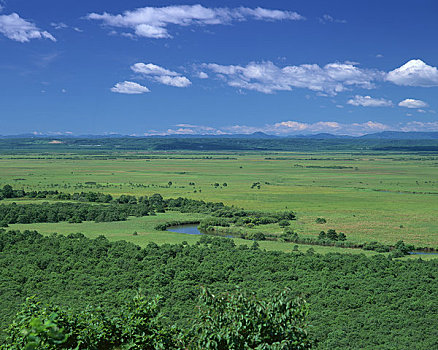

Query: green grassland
left=8, top=212, right=388, bottom=256
left=1, top=151, right=438, bottom=250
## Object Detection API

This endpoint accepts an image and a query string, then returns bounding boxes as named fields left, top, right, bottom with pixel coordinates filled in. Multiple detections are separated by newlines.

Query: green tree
left=2, top=185, right=13, bottom=199
left=185, top=288, right=313, bottom=350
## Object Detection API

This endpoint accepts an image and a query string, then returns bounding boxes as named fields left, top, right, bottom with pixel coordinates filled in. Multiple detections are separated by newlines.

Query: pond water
left=166, top=224, right=203, bottom=235
left=166, top=224, right=235, bottom=238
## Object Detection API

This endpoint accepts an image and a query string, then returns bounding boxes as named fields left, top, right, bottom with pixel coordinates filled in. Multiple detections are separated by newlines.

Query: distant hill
left=1, top=131, right=438, bottom=140
left=148, top=131, right=277, bottom=139
left=359, top=131, right=438, bottom=140
left=291, top=133, right=353, bottom=139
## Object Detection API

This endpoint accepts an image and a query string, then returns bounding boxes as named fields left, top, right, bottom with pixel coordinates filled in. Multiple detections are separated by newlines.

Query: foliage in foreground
left=1, top=289, right=311, bottom=350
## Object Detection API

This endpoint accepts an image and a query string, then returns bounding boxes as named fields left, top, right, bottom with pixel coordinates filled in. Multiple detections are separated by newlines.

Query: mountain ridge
left=2, top=131, right=438, bottom=140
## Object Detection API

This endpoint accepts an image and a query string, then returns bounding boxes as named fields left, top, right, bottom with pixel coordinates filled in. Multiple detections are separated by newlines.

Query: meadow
left=1, top=150, right=438, bottom=250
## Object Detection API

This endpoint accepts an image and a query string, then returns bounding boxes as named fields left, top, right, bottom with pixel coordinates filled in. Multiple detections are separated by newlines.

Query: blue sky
left=1, top=0, right=437, bottom=136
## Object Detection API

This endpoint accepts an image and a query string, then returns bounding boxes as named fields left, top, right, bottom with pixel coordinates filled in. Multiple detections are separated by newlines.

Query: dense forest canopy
left=0, top=230, right=437, bottom=349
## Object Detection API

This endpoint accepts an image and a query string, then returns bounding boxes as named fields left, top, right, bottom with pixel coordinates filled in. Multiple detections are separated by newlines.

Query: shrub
left=315, top=218, right=327, bottom=224
left=278, top=220, right=290, bottom=228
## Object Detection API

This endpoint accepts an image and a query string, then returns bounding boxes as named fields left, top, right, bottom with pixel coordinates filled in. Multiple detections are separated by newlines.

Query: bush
left=278, top=220, right=290, bottom=228
left=315, top=218, right=327, bottom=224
left=249, top=231, right=266, bottom=241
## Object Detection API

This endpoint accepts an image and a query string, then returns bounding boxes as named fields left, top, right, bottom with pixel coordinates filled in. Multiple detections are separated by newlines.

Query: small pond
left=166, top=224, right=235, bottom=238
left=166, top=224, right=203, bottom=235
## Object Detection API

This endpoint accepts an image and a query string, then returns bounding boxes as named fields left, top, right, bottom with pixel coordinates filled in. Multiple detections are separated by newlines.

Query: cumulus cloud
left=160, top=124, right=226, bottom=136
left=111, top=81, right=150, bottom=94
left=131, top=62, right=191, bottom=87
left=260, top=120, right=389, bottom=135
left=87, top=4, right=304, bottom=39
left=0, top=13, right=56, bottom=42
left=131, top=63, right=179, bottom=76
left=398, top=98, right=428, bottom=109
left=386, top=59, right=438, bottom=87
left=155, top=75, right=191, bottom=87
left=203, top=61, right=382, bottom=95
left=347, top=95, right=393, bottom=107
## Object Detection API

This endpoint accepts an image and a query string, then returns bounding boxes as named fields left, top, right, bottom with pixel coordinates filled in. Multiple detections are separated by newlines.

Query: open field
left=1, top=150, right=438, bottom=250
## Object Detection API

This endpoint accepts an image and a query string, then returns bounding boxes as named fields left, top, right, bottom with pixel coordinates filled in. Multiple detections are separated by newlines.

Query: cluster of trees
left=0, top=185, right=113, bottom=203
left=0, top=186, right=296, bottom=228
left=210, top=209, right=295, bottom=226
left=281, top=228, right=413, bottom=256
left=318, top=229, right=346, bottom=241
left=238, top=231, right=267, bottom=241
left=0, top=202, right=149, bottom=225
left=2, top=289, right=311, bottom=350
left=0, top=230, right=437, bottom=349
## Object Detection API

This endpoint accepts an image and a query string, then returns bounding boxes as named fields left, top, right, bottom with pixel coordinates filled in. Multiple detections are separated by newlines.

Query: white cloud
left=398, top=98, right=428, bottom=109
left=157, top=123, right=226, bottom=136
left=198, top=71, right=209, bottom=79
left=131, top=63, right=179, bottom=76
left=111, top=81, right=150, bottom=94
left=203, top=61, right=382, bottom=95
left=131, top=62, right=191, bottom=87
left=0, top=13, right=56, bottom=42
left=87, top=5, right=304, bottom=39
left=347, top=95, right=393, bottom=107
left=386, top=59, right=438, bottom=87
left=155, top=75, right=191, bottom=87
left=265, top=120, right=389, bottom=135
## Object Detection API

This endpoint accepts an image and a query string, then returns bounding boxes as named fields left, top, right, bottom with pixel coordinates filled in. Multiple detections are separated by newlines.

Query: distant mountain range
left=2, top=131, right=438, bottom=140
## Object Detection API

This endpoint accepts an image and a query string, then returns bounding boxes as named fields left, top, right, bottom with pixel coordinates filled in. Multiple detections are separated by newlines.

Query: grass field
left=8, top=212, right=387, bottom=256
left=1, top=151, right=438, bottom=250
